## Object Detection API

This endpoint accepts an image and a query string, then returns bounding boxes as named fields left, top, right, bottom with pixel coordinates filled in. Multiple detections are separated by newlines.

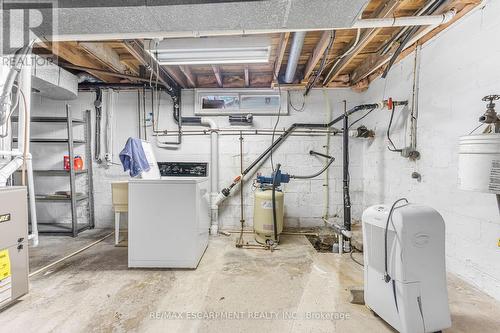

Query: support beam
left=78, top=42, right=127, bottom=74
left=350, top=1, right=479, bottom=84
left=122, top=39, right=179, bottom=94
left=273, top=32, right=290, bottom=81
left=302, top=31, right=332, bottom=82
left=39, top=42, right=120, bottom=82
left=244, top=65, right=250, bottom=88
left=179, top=65, right=196, bottom=88
left=324, top=0, right=401, bottom=86
left=163, top=66, right=188, bottom=88
left=212, top=65, right=223, bottom=88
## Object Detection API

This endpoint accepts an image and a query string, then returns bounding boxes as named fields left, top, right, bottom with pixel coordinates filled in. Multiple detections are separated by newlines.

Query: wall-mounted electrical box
left=194, top=89, right=288, bottom=116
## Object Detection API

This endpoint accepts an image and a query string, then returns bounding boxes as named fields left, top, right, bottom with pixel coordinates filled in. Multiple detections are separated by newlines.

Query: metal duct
left=284, top=31, right=306, bottom=84
left=32, top=56, right=78, bottom=100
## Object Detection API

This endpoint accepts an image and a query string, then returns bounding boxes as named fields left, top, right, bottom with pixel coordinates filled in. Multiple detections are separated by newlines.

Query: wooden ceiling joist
left=273, top=32, right=291, bottom=80
left=40, top=42, right=120, bottom=82
left=324, top=0, right=401, bottom=86
left=78, top=42, right=127, bottom=74
left=179, top=65, right=197, bottom=88
left=164, top=66, right=188, bottom=88
left=350, top=0, right=481, bottom=84
left=244, top=65, right=250, bottom=87
left=212, top=65, right=223, bottom=88
left=37, top=1, right=479, bottom=91
left=302, top=31, right=332, bottom=83
left=122, top=39, right=179, bottom=92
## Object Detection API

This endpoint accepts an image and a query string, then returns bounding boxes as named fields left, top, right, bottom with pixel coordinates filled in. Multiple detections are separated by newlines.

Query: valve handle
left=482, top=95, right=500, bottom=102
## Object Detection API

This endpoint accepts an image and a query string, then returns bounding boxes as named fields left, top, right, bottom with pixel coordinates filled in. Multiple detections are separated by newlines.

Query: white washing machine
left=128, top=162, right=210, bottom=268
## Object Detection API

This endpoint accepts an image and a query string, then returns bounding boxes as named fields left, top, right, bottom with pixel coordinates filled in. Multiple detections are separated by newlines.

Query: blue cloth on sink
left=119, top=137, right=151, bottom=177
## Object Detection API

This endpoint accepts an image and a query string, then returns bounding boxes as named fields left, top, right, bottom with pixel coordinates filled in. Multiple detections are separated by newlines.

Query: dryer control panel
left=158, top=162, right=208, bottom=177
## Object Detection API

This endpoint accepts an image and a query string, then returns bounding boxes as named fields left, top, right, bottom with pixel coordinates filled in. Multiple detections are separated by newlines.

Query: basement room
left=0, top=0, right=499, bottom=332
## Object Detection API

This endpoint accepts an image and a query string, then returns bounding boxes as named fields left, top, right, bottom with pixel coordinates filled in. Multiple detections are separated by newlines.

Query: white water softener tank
left=362, top=204, right=451, bottom=333
left=458, top=134, right=500, bottom=193
left=253, top=188, right=284, bottom=244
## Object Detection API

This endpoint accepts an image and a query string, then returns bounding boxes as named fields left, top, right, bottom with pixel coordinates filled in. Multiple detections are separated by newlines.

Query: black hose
left=271, top=164, right=281, bottom=243
left=290, top=157, right=334, bottom=179
left=387, top=105, right=402, bottom=152
left=384, top=198, right=409, bottom=283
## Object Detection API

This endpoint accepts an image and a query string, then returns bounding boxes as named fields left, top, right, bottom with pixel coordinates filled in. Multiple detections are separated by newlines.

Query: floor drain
left=306, top=234, right=337, bottom=253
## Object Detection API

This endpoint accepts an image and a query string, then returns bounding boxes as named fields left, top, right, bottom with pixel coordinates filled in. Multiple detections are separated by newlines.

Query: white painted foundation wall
left=357, top=0, right=500, bottom=300
left=30, top=88, right=365, bottom=232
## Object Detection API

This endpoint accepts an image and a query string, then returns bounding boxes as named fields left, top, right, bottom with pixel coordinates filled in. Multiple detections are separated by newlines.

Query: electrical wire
left=305, top=30, right=335, bottom=95
left=287, top=91, right=306, bottom=112
left=387, top=105, right=402, bottom=152
left=348, top=107, right=375, bottom=129
left=468, top=123, right=484, bottom=135
left=350, top=249, right=364, bottom=267
left=322, top=28, right=361, bottom=85
left=270, top=71, right=283, bottom=171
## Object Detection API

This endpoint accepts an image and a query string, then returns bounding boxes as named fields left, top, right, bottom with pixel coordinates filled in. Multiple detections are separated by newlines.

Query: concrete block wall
left=357, top=0, right=500, bottom=300
left=30, top=88, right=366, bottom=231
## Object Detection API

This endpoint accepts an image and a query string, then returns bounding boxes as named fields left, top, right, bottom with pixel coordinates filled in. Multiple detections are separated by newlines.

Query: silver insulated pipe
left=284, top=31, right=306, bottom=83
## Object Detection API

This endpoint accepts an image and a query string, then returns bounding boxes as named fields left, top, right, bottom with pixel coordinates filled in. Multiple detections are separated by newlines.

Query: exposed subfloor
left=1, top=229, right=500, bottom=332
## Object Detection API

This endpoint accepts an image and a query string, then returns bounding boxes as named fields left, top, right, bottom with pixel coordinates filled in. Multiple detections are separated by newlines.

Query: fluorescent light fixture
left=147, top=36, right=271, bottom=65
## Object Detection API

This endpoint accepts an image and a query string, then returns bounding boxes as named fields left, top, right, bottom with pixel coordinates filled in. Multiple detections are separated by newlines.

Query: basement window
left=195, top=89, right=287, bottom=116
left=201, top=95, right=239, bottom=110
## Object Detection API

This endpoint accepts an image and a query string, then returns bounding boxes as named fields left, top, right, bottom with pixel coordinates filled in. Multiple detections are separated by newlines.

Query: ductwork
left=284, top=31, right=306, bottom=84
left=32, top=55, right=78, bottom=100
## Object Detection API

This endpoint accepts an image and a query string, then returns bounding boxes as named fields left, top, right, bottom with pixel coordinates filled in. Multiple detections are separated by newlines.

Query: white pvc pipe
left=352, top=9, right=456, bottom=29
left=19, top=63, right=38, bottom=247
left=200, top=117, right=220, bottom=235
left=0, top=150, right=23, bottom=156
left=0, top=156, right=23, bottom=185
left=355, top=22, right=438, bottom=82
left=104, top=89, right=114, bottom=167
left=49, top=9, right=457, bottom=42
left=26, top=156, right=38, bottom=246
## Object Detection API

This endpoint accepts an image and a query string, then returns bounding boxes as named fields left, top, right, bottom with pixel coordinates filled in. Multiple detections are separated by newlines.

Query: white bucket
left=458, top=134, right=500, bottom=194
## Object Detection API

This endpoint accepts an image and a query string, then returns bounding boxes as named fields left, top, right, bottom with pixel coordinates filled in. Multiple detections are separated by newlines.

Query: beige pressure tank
left=253, top=188, right=284, bottom=244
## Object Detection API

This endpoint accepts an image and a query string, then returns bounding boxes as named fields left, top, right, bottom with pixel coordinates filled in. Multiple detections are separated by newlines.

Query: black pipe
left=159, top=93, right=183, bottom=145
left=241, top=103, right=379, bottom=176
left=272, top=164, right=281, bottom=243
left=79, top=82, right=167, bottom=91
left=94, top=88, right=102, bottom=162
left=182, top=117, right=202, bottom=125
left=309, top=150, right=333, bottom=159
left=343, top=106, right=351, bottom=235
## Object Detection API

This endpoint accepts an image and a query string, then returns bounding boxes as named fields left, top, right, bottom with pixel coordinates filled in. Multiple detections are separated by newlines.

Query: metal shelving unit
left=13, top=105, right=95, bottom=237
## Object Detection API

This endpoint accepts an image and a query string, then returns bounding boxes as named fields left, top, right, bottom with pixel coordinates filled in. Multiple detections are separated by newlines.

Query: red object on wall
left=64, top=155, right=84, bottom=171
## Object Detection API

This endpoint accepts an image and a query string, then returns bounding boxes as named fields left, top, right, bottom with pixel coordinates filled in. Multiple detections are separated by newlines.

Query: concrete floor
left=1, top=229, right=499, bottom=332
